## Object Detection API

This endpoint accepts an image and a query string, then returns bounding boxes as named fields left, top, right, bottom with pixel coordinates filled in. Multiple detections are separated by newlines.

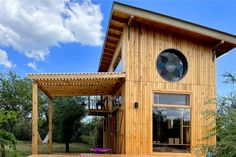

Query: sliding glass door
left=153, top=93, right=191, bottom=153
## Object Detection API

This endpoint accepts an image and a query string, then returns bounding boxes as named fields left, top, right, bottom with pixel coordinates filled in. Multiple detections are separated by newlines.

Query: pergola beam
left=28, top=72, right=125, bottom=80
left=36, top=79, right=120, bottom=84
left=43, top=85, right=116, bottom=89
left=50, top=92, right=112, bottom=97
left=37, top=82, right=52, bottom=99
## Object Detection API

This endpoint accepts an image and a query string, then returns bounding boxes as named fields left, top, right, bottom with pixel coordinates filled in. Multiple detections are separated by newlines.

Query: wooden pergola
left=28, top=72, right=125, bottom=154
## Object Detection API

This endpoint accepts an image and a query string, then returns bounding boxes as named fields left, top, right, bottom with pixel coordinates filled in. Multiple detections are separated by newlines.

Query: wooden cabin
left=28, top=2, right=236, bottom=156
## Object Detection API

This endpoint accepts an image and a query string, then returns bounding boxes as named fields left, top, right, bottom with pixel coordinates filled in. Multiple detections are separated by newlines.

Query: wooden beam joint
left=36, top=81, right=52, bottom=99
left=128, top=15, right=134, bottom=40
left=212, top=40, right=224, bottom=61
left=110, top=78, right=125, bottom=96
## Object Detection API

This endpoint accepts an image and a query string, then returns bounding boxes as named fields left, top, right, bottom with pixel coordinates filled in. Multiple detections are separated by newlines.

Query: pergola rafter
left=28, top=72, right=125, bottom=154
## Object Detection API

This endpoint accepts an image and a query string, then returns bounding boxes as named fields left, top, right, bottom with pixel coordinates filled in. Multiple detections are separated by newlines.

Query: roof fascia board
left=108, top=28, right=124, bottom=72
left=98, top=3, right=116, bottom=72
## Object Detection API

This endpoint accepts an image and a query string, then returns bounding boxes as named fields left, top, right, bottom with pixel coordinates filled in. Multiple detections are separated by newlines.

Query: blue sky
left=0, top=0, right=235, bottom=95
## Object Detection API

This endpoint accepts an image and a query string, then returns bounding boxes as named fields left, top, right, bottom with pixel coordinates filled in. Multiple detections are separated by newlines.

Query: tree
left=200, top=72, right=236, bottom=157
left=92, top=117, right=103, bottom=147
left=0, top=70, right=32, bottom=156
left=53, top=97, right=86, bottom=152
left=0, top=71, right=32, bottom=119
left=214, top=72, right=236, bottom=157
left=0, top=111, right=18, bottom=157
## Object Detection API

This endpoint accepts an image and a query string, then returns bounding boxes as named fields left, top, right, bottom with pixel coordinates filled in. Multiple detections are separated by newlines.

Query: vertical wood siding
left=123, top=22, right=216, bottom=155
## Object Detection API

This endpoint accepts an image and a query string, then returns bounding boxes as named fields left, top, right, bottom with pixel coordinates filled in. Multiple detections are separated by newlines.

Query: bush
left=79, top=135, right=94, bottom=145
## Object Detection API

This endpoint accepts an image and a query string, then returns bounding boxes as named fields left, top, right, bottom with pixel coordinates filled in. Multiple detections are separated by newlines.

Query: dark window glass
left=113, top=96, right=122, bottom=108
left=153, top=108, right=191, bottom=152
left=154, top=93, right=190, bottom=106
left=157, top=49, right=188, bottom=82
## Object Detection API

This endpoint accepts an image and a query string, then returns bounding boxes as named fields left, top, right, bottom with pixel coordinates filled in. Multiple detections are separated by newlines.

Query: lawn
left=6, top=141, right=93, bottom=157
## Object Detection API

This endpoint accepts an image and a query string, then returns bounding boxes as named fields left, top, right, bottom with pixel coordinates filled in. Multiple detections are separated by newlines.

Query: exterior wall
left=123, top=22, right=216, bottom=155
left=116, top=83, right=126, bottom=154
left=103, top=84, right=126, bottom=154
left=106, top=28, right=126, bottom=154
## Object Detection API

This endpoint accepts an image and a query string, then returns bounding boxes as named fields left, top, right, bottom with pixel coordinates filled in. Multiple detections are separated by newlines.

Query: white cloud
left=0, top=0, right=103, bottom=61
left=27, top=62, right=38, bottom=71
left=0, top=49, right=13, bottom=68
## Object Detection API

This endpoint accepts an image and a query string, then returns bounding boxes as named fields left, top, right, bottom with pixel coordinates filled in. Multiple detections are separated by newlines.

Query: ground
left=5, top=141, right=93, bottom=157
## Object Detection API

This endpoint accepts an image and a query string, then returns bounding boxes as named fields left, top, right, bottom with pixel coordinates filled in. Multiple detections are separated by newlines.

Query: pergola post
left=32, top=82, right=38, bottom=154
left=48, top=98, right=53, bottom=153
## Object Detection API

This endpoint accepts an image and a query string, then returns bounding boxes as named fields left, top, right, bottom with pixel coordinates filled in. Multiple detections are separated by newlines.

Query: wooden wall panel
left=118, top=83, right=126, bottom=154
left=122, top=21, right=216, bottom=155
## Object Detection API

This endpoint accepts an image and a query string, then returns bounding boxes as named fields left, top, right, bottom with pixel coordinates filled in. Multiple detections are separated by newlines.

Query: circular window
left=156, top=49, right=188, bottom=82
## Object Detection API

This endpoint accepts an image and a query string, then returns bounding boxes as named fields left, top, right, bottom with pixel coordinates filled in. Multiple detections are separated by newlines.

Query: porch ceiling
left=28, top=72, right=125, bottom=97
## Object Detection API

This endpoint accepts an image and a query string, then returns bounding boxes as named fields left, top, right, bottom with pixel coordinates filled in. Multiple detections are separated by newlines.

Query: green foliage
left=53, top=97, right=86, bottom=152
left=91, top=117, right=104, bottom=147
left=96, top=121, right=103, bottom=147
left=0, top=71, right=34, bottom=156
left=0, top=71, right=33, bottom=143
left=197, top=72, right=236, bottom=157
left=0, top=70, right=103, bottom=154
left=0, top=111, right=18, bottom=125
left=0, top=111, right=18, bottom=157
left=214, top=73, right=236, bottom=157
left=11, top=142, right=92, bottom=157
left=13, top=119, right=31, bottom=141
left=0, top=70, right=51, bottom=142
left=216, top=109, right=236, bottom=157
left=222, top=72, right=236, bottom=85
left=79, top=135, right=94, bottom=145
left=0, top=71, right=32, bottom=118
left=79, top=117, right=103, bottom=146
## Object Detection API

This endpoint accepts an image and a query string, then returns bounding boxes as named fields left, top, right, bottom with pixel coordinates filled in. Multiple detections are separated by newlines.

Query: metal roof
left=98, top=2, right=236, bottom=72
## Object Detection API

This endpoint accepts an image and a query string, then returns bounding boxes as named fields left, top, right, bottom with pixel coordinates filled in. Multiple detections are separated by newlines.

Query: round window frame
left=156, top=48, right=188, bottom=82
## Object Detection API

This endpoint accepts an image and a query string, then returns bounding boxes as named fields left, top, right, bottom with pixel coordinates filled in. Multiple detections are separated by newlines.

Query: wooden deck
left=29, top=154, right=152, bottom=157
left=28, top=153, right=193, bottom=157
left=28, top=154, right=151, bottom=157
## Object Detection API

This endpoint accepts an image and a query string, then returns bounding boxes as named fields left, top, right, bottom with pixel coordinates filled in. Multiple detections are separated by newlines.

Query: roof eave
left=113, top=2, right=236, bottom=45
left=97, top=3, right=116, bottom=72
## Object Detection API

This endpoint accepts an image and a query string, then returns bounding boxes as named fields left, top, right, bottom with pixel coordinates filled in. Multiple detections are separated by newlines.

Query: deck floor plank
left=29, top=153, right=192, bottom=157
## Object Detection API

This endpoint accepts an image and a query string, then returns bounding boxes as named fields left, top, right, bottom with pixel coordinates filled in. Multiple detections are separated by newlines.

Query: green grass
left=5, top=141, right=93, bottom=157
